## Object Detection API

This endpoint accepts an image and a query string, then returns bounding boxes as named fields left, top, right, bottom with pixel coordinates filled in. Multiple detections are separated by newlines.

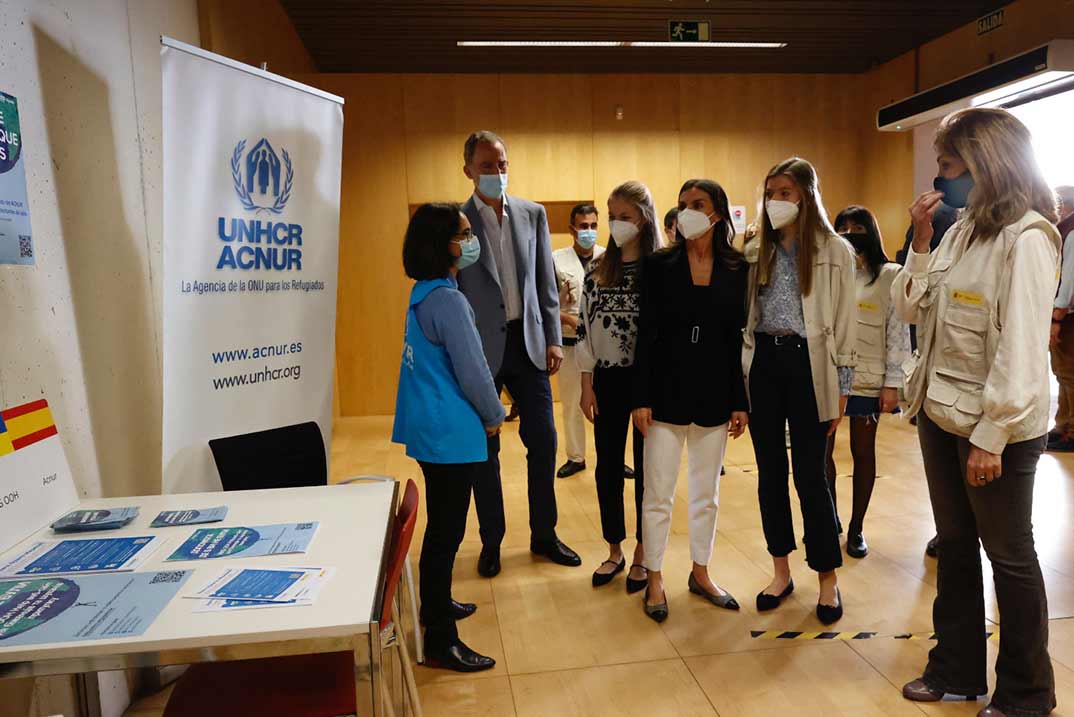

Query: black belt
left=563, top=337, right=578, bottom=347
left=756, top=332, right=807, bottom=349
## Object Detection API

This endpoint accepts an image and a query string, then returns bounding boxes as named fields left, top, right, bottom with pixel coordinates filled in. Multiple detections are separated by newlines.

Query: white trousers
left=558, top=345, right=586, bottom=463
left=642, top=421, right=728, bottom=571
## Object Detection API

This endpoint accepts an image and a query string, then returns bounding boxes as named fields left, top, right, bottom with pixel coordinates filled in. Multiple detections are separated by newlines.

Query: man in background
left=1048, top=186, right=1074, bottom=451
left=552, top=204, right=603, bottom=478
left=663, top=207, right=679, bottom=245
left=457, top=131, right=582, bottom=577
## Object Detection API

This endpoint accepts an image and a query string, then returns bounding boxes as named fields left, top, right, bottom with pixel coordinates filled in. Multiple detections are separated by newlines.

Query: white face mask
left=766, top=199, right=800, bottom=230
left=609, top=220, right=640, bottom=247
left=677, top=208, right=716, bottom=241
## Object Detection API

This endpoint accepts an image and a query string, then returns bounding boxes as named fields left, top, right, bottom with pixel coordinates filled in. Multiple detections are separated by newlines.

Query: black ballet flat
left=592, top=558, right=625, bottom=587
left=643, top=586, right=668, bottom=623
left=817, top=588, right=843, bottom=625
left=756, top=579, right=794, bottom=612
left=625, top=564, right=648, bottom=594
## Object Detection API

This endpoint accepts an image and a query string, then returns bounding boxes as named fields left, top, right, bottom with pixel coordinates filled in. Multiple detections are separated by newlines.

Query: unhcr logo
left=231, top=137, right=293, bottom=214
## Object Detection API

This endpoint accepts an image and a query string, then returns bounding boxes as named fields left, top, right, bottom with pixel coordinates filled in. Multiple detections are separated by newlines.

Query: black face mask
left=840, top=232, right=871, bottom=254
left=934, top=171, right=974, bottom=209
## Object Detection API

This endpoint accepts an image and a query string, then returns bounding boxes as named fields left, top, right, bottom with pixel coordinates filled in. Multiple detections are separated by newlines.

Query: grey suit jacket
left=457, top=194, right=562, bottom=376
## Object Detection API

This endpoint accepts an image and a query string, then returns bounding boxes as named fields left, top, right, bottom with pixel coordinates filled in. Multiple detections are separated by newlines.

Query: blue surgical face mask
left=575, top=229, right=598, bottom=249
left=934, top=171, right=974, bottom=209
left=478, top=173, right=508, bottom=200
left=454, top=236, right=481, bottom=270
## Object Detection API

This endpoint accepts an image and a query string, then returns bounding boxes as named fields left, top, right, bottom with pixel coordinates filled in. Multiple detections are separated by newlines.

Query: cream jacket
left=892, top=210, right=1061, bottom=454
left=743, top=231, right=858, bottom=422
left=553, top=244, right=604, bottom=340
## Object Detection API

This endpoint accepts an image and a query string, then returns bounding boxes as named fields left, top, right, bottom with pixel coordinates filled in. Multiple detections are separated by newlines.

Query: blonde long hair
left=594, top=180, right=664, bottom=287
left=757, top=157, right=837, bottom=296
left=934, top=108, right=1058, bottom=241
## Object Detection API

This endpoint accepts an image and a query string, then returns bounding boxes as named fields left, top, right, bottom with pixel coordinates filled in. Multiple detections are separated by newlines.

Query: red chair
left=163, top=479, right=423, bottom=717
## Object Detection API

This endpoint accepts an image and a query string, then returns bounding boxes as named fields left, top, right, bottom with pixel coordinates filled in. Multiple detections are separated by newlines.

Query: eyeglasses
left=453, top=229, right=477, bottom=242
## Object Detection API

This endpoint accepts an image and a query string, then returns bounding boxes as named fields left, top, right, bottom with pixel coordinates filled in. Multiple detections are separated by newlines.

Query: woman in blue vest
left=392, top=202, right=505, bottom=673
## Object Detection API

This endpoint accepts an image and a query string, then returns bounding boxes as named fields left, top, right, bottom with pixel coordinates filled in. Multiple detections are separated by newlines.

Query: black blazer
left=633, top=244, right=749, bottom=427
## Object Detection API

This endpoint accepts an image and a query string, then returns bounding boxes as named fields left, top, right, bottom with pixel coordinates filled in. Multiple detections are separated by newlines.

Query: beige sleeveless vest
left=851, top=263, right=899, bottom=397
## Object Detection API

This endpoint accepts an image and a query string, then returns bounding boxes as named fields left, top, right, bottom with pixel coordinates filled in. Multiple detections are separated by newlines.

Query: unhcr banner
left=161, top=38, right=343, bottom=493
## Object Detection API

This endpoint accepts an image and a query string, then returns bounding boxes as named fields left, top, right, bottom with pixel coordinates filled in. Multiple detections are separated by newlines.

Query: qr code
left=18, top=235, right=32, bottom=259
left=149, top=570, right=187, bottom=585
left=296, top=522, right=313, bottom=530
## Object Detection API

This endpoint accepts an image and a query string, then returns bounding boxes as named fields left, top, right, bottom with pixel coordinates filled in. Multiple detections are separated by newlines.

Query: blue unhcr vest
left=391, top=279, right=488, bottom=464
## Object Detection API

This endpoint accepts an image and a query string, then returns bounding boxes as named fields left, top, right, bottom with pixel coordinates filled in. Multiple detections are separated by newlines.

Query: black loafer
left=817, top=588, right=843, bottom=625
left=530, top=539, right=582, bottom=567
left=925, top=535, right=939, bottom=558
left=626, top=564, right=648, bottom=594
left=847, top=532, right=868, bottom=559
left=451, top=599, right=477, bottom=620
left=756, top=579, right=794, bottom=612
left=424, top=640, right=496, bottom=673
left=592, top=558, right=625, bottom=587
left=477, top=547, right=501, bottom=578
left=624, top=464, right=634, bottom=480
left=557, top=460, right=586, bottom=478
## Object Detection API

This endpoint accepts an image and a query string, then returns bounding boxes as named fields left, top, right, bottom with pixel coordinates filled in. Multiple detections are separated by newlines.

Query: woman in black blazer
left=631, top=178, right=750, bottom=622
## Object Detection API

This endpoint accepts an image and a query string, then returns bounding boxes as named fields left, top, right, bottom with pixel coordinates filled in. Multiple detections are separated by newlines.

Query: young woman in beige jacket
left=743, top=157, right=857, bottom=625
left=895, top=109, right=1060, bottom=717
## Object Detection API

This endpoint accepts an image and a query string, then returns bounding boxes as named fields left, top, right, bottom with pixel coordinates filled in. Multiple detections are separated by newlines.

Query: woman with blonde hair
left=743, top=157, right=856, bottom=625
left=896, top=108, right=1060, bottom=717
left=578, top=181, right=662, bottom=590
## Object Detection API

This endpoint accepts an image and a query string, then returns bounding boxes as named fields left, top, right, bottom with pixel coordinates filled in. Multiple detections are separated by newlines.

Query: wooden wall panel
left=500, top=75, right=595, bottom=204
left=402, top=75, right=502, bottom=204
left=198, top=0, right=315, bottom=74
left=678, top=74, right=863, bottom=234
left=860, top=54, right=917, bottom=258
left=310, top=75, right=412, bottom=417
left=592, top=75, right=682, bottom=229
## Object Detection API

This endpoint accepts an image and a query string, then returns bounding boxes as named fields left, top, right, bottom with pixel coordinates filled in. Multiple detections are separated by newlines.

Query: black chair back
left=208, top=421, right=327, bottom=491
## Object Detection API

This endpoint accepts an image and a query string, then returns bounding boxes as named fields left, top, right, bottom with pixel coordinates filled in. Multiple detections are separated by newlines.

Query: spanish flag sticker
left=0, top=399, right=57, bottom=456
left=858, top=301, right=878, bottom=312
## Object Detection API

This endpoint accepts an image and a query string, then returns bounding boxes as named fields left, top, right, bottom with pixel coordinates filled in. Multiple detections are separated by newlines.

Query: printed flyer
left=165, top=522, right=318, bottom=561
left=0, top=570, right=191, bottom=647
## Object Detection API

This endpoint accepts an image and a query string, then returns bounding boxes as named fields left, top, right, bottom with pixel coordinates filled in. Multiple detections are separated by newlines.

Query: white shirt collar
left=472, top=192, right=508, bottom=215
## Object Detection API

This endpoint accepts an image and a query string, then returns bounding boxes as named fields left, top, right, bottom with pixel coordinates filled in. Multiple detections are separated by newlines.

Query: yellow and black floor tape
left=751, top=630, right=999, bottom=641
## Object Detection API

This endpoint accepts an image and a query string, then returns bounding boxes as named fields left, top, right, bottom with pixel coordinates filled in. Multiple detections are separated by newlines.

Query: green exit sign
left=668, top=20, right=711, bottom=43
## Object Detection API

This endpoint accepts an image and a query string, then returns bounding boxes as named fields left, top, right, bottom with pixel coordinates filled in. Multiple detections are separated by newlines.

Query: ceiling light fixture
left=457, top=41, right=623, bottom=47
left=456, top=40, right=786, bottom=49
left=630, top=41, right=787, bottom=48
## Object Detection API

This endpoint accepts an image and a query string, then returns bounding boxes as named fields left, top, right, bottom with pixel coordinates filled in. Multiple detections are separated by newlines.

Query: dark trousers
left=593, top=366, right=644, bottom=544
left=749, top=336, right=842, bottom=573
left=473, top=322, right=558, bottom=546
left=418, top=460, right=478, bottom=651
left=917, top=413, right=1055, bottom=716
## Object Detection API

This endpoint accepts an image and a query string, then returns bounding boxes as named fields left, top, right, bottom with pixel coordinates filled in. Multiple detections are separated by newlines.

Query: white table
left=0, top=481, right=397, bottom=717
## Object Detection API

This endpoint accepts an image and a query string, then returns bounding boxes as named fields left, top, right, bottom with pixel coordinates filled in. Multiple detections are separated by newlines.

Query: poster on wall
left=161, top=38, right=344, bottom=493
left=0, top=91, right=33, bottom=265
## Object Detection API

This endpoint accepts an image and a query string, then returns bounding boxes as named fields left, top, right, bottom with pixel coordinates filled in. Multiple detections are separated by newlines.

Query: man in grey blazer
left=457, top=131, right=581, bottom=577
